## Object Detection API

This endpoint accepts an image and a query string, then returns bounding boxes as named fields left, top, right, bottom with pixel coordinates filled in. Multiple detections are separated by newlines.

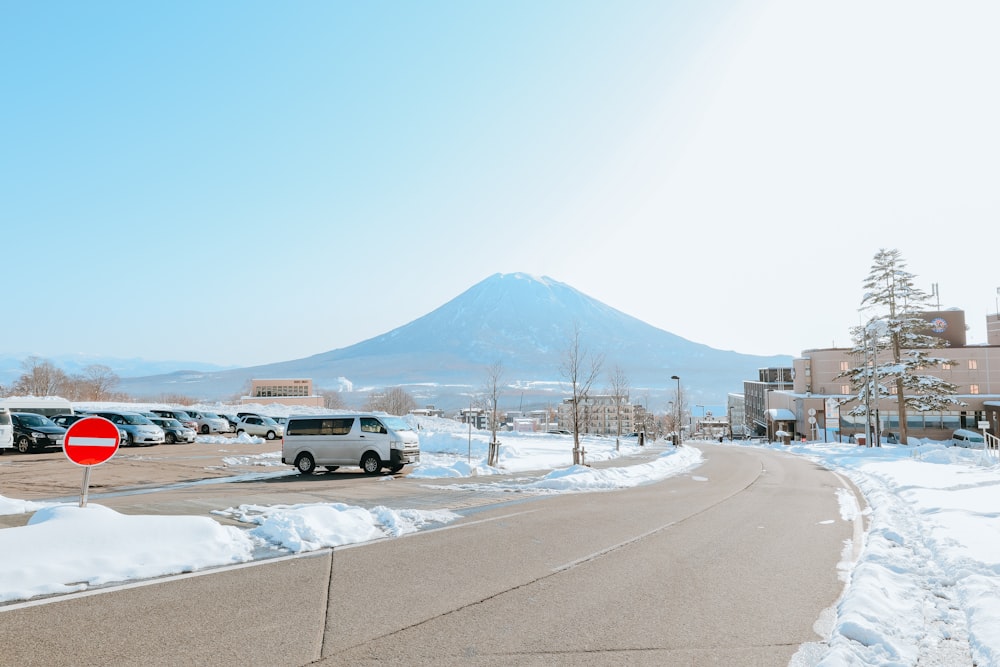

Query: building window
left=971, top=384, right=980, bottom=395
left=841, top=384, right=850, bottom=394
left=839, top=361, right=849, bottom=372
left=942, top=363, right=952, bottom=370
left=890, top=385, right=898, bottom=395
left=969, top=360, right=978, bottom=370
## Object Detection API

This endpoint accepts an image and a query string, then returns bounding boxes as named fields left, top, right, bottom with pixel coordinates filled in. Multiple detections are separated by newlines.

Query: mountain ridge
left=115, top=273, right=793, bottom=409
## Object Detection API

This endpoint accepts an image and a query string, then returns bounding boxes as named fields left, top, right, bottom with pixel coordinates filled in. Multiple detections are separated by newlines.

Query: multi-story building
left=242, top=378, right=324, bottom=407
left=557, top=394, right=634, bottom=435
left=750, top=310, right=1000, bottom=442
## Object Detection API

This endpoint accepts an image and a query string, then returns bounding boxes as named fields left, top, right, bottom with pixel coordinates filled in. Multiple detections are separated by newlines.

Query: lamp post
left=671, top=375, right=681, bottom=445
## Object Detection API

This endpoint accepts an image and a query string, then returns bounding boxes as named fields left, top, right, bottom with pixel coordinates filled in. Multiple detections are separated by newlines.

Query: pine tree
left=841, top=249, right=963, bottom=445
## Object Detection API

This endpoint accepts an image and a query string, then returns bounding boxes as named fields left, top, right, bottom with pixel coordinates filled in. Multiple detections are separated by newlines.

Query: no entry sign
left=64, top=416, right=120, bottom=466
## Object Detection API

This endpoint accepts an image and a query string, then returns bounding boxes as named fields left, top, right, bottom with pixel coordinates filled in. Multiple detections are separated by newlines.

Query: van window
left=287, top=418, right=354, bottom=436
left=0, top=411, right=9, bottom=426
left=380, top=416, right=412, bottom=432
left=360, top=418, right=386, bottom=434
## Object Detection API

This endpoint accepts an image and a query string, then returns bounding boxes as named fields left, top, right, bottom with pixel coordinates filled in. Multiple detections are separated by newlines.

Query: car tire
left=16, top=436, right=32, bottom=454
left=265, top=430, right=276, bottom=440
left=236, top=429, right=245, bottom=437
left=200, top=425, right=209, bottom=434
left=361, top=452, right=382, bottom=475
left=126, top=433, right=135, bottom=448
left=295, top=453, right=316, bottom=475
left=165, top=433, right=176, bottom=444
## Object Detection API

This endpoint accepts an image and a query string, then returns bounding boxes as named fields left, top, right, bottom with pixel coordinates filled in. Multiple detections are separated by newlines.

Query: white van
left=282, top=413, right=420, bottom=475
left=0, top=407, right=13, bottom=451
left=951, top=429, right=985, bottom=448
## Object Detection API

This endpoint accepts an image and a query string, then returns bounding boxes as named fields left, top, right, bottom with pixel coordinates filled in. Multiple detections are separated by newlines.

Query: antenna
left=931, top=283, right=940, bottom=309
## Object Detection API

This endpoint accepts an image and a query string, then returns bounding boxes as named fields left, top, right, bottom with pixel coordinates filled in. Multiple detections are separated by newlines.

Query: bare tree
left=13, top=357, right=69, bottom=396
left=560, top=324, right=604, bottom=465
left=80, top=364, right=119, bottom=401
left=482, top=360, right=505, bottom=467
left=321, top=390, right=347, bottom=410
left=607, top=365, right=630, bottom=451
left=366, top=386, right=416, bottom=416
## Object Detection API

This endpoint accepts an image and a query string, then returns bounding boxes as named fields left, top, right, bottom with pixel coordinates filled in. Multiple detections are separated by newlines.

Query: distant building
left=242, top=378, right=323, bottom=407
left=557, top=394, right=634, bottom=435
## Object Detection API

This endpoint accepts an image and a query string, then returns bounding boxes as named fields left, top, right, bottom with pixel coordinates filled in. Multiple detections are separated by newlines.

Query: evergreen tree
left=841, top=249, right=962, bottom=445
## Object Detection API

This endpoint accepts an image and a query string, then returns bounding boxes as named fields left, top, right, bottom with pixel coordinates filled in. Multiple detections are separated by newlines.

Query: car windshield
left=123, top=414, right=152, bottom=425
left=380, top=417, right=412, bottom=432
left=18, top=413, right=54, bottom=427
left=203, top=412, right=220, bottom=419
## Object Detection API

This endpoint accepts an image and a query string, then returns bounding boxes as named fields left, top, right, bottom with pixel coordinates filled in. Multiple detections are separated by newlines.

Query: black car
left=11, top=412, right=67, bottom=453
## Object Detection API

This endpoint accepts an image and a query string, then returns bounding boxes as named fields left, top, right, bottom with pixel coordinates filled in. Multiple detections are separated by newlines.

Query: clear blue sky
left=3, top=1, right=999, bottom=367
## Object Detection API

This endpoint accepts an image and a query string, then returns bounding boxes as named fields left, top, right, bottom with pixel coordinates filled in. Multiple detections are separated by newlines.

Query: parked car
left=149, top=409, right=199, bottom=432
left=183, top=410, right=230, bottom=435
left=235, top=415, right=284, bottom=440
left=150, top=417, right=196, bottom=444
left=951, top=429, right=985, bottom=448
left=218, top=413, right=239, bottom=431
left=0, top=407, right=13, bottom=452
left=10, top=412, right=67, bottom=453
left=51, top=413, right=129, bottom=446
left=91, top=411, right=165, bottom=447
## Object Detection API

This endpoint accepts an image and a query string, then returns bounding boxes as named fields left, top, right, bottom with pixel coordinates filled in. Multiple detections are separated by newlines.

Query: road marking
left=552, top=521, right=677, bottom=573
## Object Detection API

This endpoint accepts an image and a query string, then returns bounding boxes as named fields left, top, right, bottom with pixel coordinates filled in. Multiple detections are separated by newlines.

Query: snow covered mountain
left=117, top=273, right=792, bottom=408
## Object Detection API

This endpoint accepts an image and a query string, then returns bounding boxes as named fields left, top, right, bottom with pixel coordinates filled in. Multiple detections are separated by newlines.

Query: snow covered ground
left=1, top=411, right=998, bottom=665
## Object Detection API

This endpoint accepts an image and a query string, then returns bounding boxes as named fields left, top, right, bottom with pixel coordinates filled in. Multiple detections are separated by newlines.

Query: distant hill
left=116, top=273, right=792, bottom=410
left=0, top=353, right=236, bottom=388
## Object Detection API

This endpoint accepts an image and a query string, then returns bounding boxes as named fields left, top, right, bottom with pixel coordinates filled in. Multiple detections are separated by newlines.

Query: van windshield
left=380, top=417, right=412, bottom=432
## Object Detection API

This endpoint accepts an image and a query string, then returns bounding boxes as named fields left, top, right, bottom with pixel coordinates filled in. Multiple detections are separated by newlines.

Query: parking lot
left=0, top=437, right=286, bottom=524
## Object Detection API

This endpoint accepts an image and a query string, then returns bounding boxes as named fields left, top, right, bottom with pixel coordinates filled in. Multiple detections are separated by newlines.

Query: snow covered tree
left=841, top=249, right=962, bottom=445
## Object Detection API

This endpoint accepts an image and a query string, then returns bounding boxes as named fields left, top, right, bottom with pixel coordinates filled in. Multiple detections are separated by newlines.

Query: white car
left=184, top=410, right=231, bottom=435
left=235, top=415, right=284, bottom=440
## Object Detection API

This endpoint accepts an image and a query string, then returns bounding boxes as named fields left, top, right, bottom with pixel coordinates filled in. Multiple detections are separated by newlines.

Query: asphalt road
left=0, top=444, right=860, bottom=666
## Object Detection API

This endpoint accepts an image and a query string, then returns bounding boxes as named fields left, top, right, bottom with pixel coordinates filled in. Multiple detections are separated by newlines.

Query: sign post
left=63, top=416, right=121, bottom=507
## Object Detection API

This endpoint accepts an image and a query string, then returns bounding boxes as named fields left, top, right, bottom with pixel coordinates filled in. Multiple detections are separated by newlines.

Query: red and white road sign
left=64, top=416, right=120, bottom=466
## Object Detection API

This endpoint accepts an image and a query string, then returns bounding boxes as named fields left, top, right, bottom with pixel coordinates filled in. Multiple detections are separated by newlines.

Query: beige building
left=242, top=378, right=324, bottom=407
left=748, top=310, right=1000, bottom=442
left=557, top=395, right=634, bottom=436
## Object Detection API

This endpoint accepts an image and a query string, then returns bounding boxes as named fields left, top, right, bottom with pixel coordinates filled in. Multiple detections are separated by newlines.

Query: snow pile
left=0, top=504, right=254, bottom=603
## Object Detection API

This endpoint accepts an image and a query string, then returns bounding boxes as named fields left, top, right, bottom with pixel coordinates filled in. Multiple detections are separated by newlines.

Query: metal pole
left=80, top=467, right=91, bottom=508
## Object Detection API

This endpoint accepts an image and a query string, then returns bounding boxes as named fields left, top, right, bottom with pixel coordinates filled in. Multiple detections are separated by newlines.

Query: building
left=242, top=378, right=324, bottom=408
left=557, top=394, right=634, bottom=436
left=744, top=310, right=1000, bottom=443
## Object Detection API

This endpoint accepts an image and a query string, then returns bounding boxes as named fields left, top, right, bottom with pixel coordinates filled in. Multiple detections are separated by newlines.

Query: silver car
left=93, top=411, right=165, bottom=447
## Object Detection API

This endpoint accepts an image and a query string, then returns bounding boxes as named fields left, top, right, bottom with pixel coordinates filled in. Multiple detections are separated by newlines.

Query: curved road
left=0, top=444, right=860, bottom=666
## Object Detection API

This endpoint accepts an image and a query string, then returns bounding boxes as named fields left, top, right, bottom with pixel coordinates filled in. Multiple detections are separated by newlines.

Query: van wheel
left=360, top=452, right=382, bottom=475
left=265, top=430, right=276, bottom=440
left=295, top=453, right=316, bottom=475
left=389, top=464, right=405, bottom=474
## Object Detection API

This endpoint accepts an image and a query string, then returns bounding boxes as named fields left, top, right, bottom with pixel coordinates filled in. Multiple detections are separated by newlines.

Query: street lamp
left=671, top=375, right=681, bottom=445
